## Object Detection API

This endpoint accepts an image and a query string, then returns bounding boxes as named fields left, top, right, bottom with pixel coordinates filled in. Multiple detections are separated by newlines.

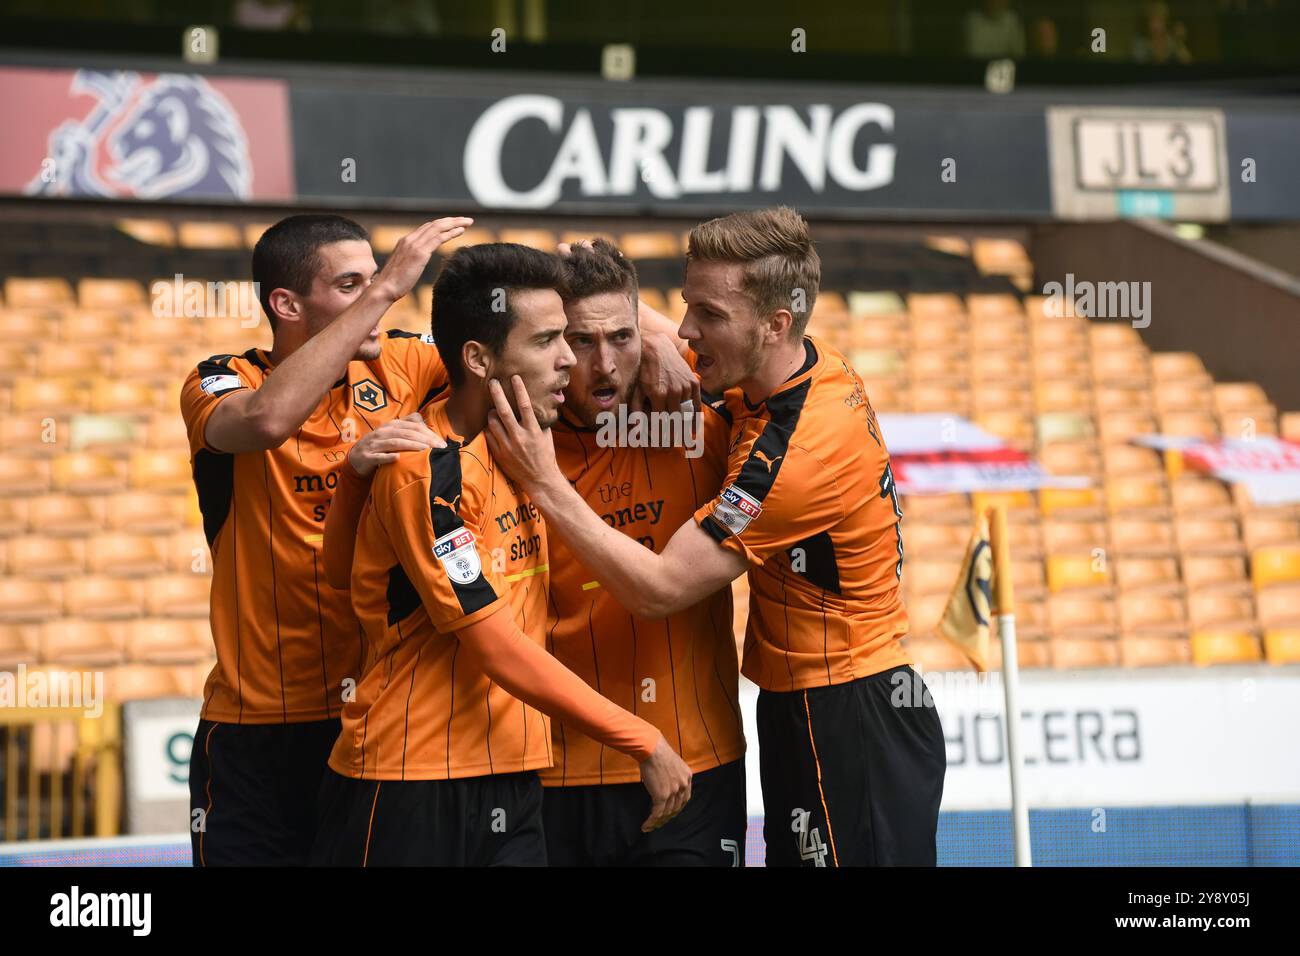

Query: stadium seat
left=62, top=576, right=145, bottom=619
left=1109, top=517, right=1175, bottom=556
left=1049, top=637, right=1120, bottom=669
left=165, top=531, right=211, bottom=575
left=1263, top=629, right=1300, bottom=665
left=1033, top=380, right=1092, bottom=412
left=498, top=228, right=558, bottom=250
left=116, top=218, right=175, bottom=246
left=926, top=236, right=970, bottom=257
left=1091, top=350, right=1150, bottom=386
left=1036, top=412, right=1094, bottom=445
left=26, top=494, right=103, bottom=536
left=1120, top=636, right=1191, bottom=668
left=13, top=378, right=86, bottom=416
left=38, top=618, right=126, bottom=666
left=88, top=379, right=165, bottom=415
left=1250, top=546, right=1300, bottom=589
left=907, top=292, right=964, bottom=318
left=1118, top=593, right=1187, bottom=635
left=103, top=491, right=190, bottom=533
left=84, top=533, right=169, bottom=577
left=1042, top=519, right=1106, bottom=553
left=1114, top=556, right=1182, bottom=594
left=1150, top=352, right=1208, bottom=383
left=125, top=618, right=212, bottom=664
left=1047, top=593, right=1117, bottom=636
left=905, top=635, right=970, bottom=672
left=1089, top=324, right=1143, bottom=351
left=0, top=622, right=38, bottom=667
left=900, top=494, right=971, bottom=523
left=128, top=450, right=192, bottom=491
left=1256, top=586, right=1300, bottom=627
left=0, top=578, right=63, bottom=623
left=129, top=309, right=202, bottom=346
left=1280, top=412, right=1300, bottom=442
left=0, top=455, right=52, bottom=495
left=4, top=535, right=87, bottom=579
left=0, top=311, right=53, bottom=343
left=1242, top=514, right=1300, bottom=551
left=1214, top=382, right=1270, bottom=414
left=77, top=278, right=146, bottom=309
left=36, top=341, right=102, bottom=378
left=105, top=664, right=183, bottom=701
left=904, top=559, right=964, bottom=597
left=1104, top=477, right=1170, bottom=516
left=966, top=293, right=1021, bottom=319
left=108, top=342, right=187, bottom=384
left=904, top=523, right=970, bottom=557
left=619, top=231, right=681, bottom=259
left=0, top=498, right=26, bottom=537
left=975, top=411, right=1034, bottom=448
left=178, top=221, right=243, bottom=250
left=0, top=415, right=66, bottom=457
left=57, top=309, right=128, bottom=345
left=1183, top=555, right=1250, bottom=594
left=1046, top=553, right=1111, bottom=592
left=143, top=574, right=211, bottom=618
left=1190, top=630, right=1262, bottom=666
left=180, top=658, right=216, bottom=698
left=4, top=277, right=74, bottom=309
left=1038, top=487, right=1102, bottom=519
left=243, top=223, right=273, bottom=249
left=437, top=227, right=496, bottom=253
left=1154, top=380, right=1214, bottom=414
left=1187, top=592, right=1256, bottom=631
left=51, top=453, right=127, bottom=494
left=1159, top=412, right=1220, bottom=438
left=1098, top=411, right=1156, bottom=444
left=1174, top=517, right=1243, bottom=556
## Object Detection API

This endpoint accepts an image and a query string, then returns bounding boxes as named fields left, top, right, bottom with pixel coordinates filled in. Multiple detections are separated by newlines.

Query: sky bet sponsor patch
left=714, top=484, right=762, bottom=535
left=433, top=527, right=482, bottom=585
left=199, top=373, right=242, bottom=395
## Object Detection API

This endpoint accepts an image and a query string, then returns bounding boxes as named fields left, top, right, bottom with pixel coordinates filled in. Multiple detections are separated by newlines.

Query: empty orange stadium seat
left=5, top=277, right=74, bottom=309
left=1033, top=381, right=1092, bottom=413
left=1038, top=486, right=1102, bottom=519
left=1094, top=385, right=1155, bottom=414
left=1120, top=636, right=1191, bottom=667
left=39, top=619, right=126, bottom=666
left=107, top=342, right=186, bottom=383
left=125, top=618, right=212, bottom=664
left=13, top=378, right=86, bottom=416
left=103, top=491, right=189, bottom=532
left=0, top=579, right=63, bottom=623
left=77, top=278, right=147, bottom=309
left=1089, top=324, right=1143, bottom=351
left=1256, top=586, right=1300, bottom=627
left=88, top=379, right=165, bottom=415
left=966, top=293, right=1021, bottom=319
left=1251, top=546, right=1300, bottom=589
left=904, top=559, right=964, bottom=597
left=1187, top=592, right=1255, bottom=630
left=1118, top=593, right=1187, bottom=635
left=1150, top=352, right=1207, bottom=383
left=51, top=453, right=126, bottom=494
left=1190, top=630, right=1262, bottom=666
left=0, top=498, right=26, bottom=537
left=105, top=664, right=183, bottom=701
left=1042, top=519, right=1106, bottom=553
left=972, top=238, right=1030, bottom=276
left=1175, top=517, right=1243, bottom=555
left=0, top=622, right=38, bottom=667
left=128, top=450, right=192, bottom=491
left=143, top=574, right=211, bottom=618
left=899, top=494, right=971, bottom=523
left=1098, top=411, right=1157, bottom=444
left=1280, top=412, right=1300, bottom=442
left=26, top=494, right=103, bottom=536
left=1153, top=380, right=1214, bottom=414
left=4, top=535, right=86, bottom=579
left=1115, top=556, right=1182, bottom=593
left=1242, top=514, right=1300, bottom=552
left=84, top=533, right=168, bottom=577
left=165, top=531, right=211, bottom=574
left=1046, top=553, right=1111, bottom=592
left=1109, top=517, right=1175, bottom=556
left=0, top=415, right=66, bottom=456
left=904, top=523, right=970, bottom=556
left=906, top=636, right=971, bottom=672
left=1047, top=593, right=1117, bottom=636
left=907, top=292, right=965, bottom=318
left=178, top=221, right=243, bottom=250
left=1213, top=382, right=1270, bottom=414
left=1159, top=411, right=1219, bottom=438
left=0, top=311, right=57, bottom=342
left=116, top=218, right=175, bottom=245
left=57, top=309, right=128, bottom=345
left=1183, top=555, right=1250, bottom=593
left=62, top=576, right=145, bottom=619
left=36, top=341, right=102, bottom=379
left=619, top=232, right=681, bottom=259
left=1263, top=629, right=1300, bottom=665
left=1090, top=350, right=1150, bottom=385
left=0, top=456, right=52, bottom=496
left=1050, top=637, right=1120, bottom=669
left=1104, top=477, right=1169, bottom=515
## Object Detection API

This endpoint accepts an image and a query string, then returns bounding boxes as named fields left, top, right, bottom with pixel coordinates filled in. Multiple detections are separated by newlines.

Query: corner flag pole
left=990, top=504, right=1032, bottom=867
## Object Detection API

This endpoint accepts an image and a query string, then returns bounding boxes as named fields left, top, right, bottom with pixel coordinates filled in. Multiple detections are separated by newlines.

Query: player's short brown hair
left=687, top=206, right=821, bottom=337
left=561, top=238, right=639, bottom=310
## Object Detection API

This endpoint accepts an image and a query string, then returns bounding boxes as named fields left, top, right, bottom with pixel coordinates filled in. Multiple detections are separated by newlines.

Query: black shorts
left=542, top=759, right=747, bottom=867
left=757, top=666, right=946, bottom=867
left=188, top=717, right=341, bottom=867
left=311, top=769, right=546, bottom=866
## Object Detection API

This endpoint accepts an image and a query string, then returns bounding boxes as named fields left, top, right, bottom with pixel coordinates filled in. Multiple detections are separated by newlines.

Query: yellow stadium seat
left=0, top=456, right=52, bottom=495
left=5, top=277, right=74, bottom=309
left=618, top=231, right=681, bottom=259
left=51, top=453, right=126, bottom=494
left=126, top=618, right=212, bottom=664
left=57, top=309, right=128, bottom=344
left=129, top=309, right=202, bottom=346
left=972, top=350, right=1030, bottom=383
left=1109, top=517, right=1175, bottom=556
left=116, top=218, right=175, bottom=246
left=911, top=316, right=969, bottom=351
left=0, top=622, right=38, bottom=667
left=77, top=278, right=146, bottom=309
left=1264, top=629, right=1300, bottom=665
left=1036, top=412, right=1094, bottom=445
left=972, top=238, right=1030, bottom=275
left=1280, top=412, right=1300, bottom=442
left=1190, top=630, right=1262, bottom=666
left=1033, top=381, right=1092, bottom=413
left=1098, top=411, right=1157, bottom=444
left=909, top=351, right=970, bottom=382
left=143, top=574, right=211, bottom=618
left=1250, top=546, right=1300, bottom=589
left=1256, top=586, right=1300, bottom=627
left=178, top=221, right=243, bottom=250
left=62, top=576, right=145, bottom=619
left=39, top=619, right=127, bottom=665
left=1120, top=636, right=1192, bottom=668
left=1118, top=593, right=1186, bottom=635
left=105, top=664, right=183, bottom=701
left=909, top=385, right=971, bottom=415
left=0, top=346, right=34, bottom=382
left=1038, top=443, right=1098, bottom=478
left=107, top=342, right=185, bottom=383
left=128, top=450, right=192, bottom=491
left=0, top=578, right=63, bottom=623
left=1045, top=553, right=1110, bottom=592
left=904, top=523, right=970, bottom=557
left=1039, top=486, right=1102, bottom=519
left=0, top=311, right=55, bottom=342
left=1115, top=556, right=1181, bottom=593
left=26, top=494, right=103, bottom=536
left=971, top=384, right=1033, bottom=415
left=1029, top=323, right=1086, bottom=353
left=84, top=533, right=168, bottom=577
left=1214, top=382, right=1270, bottom=414
left=1095, top=385, right=1155, bottom=415
left=1049, top=637, right=1119, bottom=669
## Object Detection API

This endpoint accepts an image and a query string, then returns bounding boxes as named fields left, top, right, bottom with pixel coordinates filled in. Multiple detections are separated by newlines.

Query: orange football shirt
left=179, top=330, right=447, bottom=724
left=694, top=335, right=911, bottom=692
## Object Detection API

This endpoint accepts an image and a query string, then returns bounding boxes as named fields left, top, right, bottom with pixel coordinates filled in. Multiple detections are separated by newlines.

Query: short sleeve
left=377, top=452, right=508, bottom=634
left=382, top=331, right=448, bottom=410
left=694, top=441, right=844, bottom=567
left=179, top=355, right=252, bottom=457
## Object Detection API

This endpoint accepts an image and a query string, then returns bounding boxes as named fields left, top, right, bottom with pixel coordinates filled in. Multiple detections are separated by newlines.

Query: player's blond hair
left=686, top=206, right=821, bottom=337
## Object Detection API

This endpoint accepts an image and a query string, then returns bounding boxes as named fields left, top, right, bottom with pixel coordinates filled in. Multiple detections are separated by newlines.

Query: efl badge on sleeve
left=433, top=527, right=482, bottom=585
left=714, top=485, right=762, bottom=535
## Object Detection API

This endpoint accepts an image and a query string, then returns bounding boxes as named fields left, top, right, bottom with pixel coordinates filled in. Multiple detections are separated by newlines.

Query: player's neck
left=445, top=387, right=487, bottom=443
left=266, top=330, right=307, bottom=367
left=739, top=337, right=806, bottom=406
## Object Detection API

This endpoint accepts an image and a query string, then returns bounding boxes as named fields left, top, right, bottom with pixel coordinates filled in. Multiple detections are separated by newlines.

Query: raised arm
left=204, top=217, right=471, bottom=453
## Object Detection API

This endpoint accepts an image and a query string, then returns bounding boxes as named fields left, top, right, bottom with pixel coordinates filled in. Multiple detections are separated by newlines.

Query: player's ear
left=267, top=288, right=302, bottom=327
left=462, top=340, right=491, bottom=382
left=766, top=308, right=794, bottom=344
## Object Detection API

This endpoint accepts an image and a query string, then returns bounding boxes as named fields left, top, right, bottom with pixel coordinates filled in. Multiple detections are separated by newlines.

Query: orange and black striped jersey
left=695, top=335, right=911, bottom=692
left=329, top=398, right=552, bottom=781
left=179, top=330, right=447, bottom=724
left=543, top=405, right=744, bottom=786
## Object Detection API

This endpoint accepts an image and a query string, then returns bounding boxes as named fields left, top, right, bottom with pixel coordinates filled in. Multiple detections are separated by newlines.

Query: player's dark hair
left=561, top=238, right=639, bottom=311
left=252, top=214, right=370, bottom=331
left=431, top=243, right=567, bottom=387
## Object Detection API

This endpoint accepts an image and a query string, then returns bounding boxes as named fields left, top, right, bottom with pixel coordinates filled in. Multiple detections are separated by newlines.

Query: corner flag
left=937, top=513, right=993, bottom=672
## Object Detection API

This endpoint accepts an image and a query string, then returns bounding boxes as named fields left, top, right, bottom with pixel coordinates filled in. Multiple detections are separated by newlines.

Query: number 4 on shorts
left=791, top=808, right=828, bottom=867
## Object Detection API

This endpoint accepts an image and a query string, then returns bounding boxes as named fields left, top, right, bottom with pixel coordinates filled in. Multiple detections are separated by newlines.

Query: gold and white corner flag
left=936, top=513, right=994, bottom=672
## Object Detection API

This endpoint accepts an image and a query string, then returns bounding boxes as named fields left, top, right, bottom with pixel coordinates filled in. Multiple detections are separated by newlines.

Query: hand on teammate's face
left=347, top=413, right=446, bottom=477
left=639, top=332, right=701, bottom=414
left=638, top=736, right=693, bottom=832
left=374, top=216, right=474, bottom=302
left=485, top=376, right=563, bottom=493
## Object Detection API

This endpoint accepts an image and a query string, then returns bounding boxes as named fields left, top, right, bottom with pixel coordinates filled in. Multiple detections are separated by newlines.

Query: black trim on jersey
left=418, top=382, right=448, bottom=410
left=787, top=530, right=841, bottom=594
left=701, top=391, right=733, bottom=427
left=741, top=338, right=816, bottom=413
left=195, top=354, right=244, bottom=397
left=193, top=449, right=235, bottom=547
left=426, top=444, right=499, bottom=617
left=384, top=329, right=431, bottom=341
left=243, top=347, right=270, bottom=372
left=700, top=515, right=732, bottom=545
left=732, top=376, right=811, bottom=506
left=386, top=564, right=421, bottom=625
